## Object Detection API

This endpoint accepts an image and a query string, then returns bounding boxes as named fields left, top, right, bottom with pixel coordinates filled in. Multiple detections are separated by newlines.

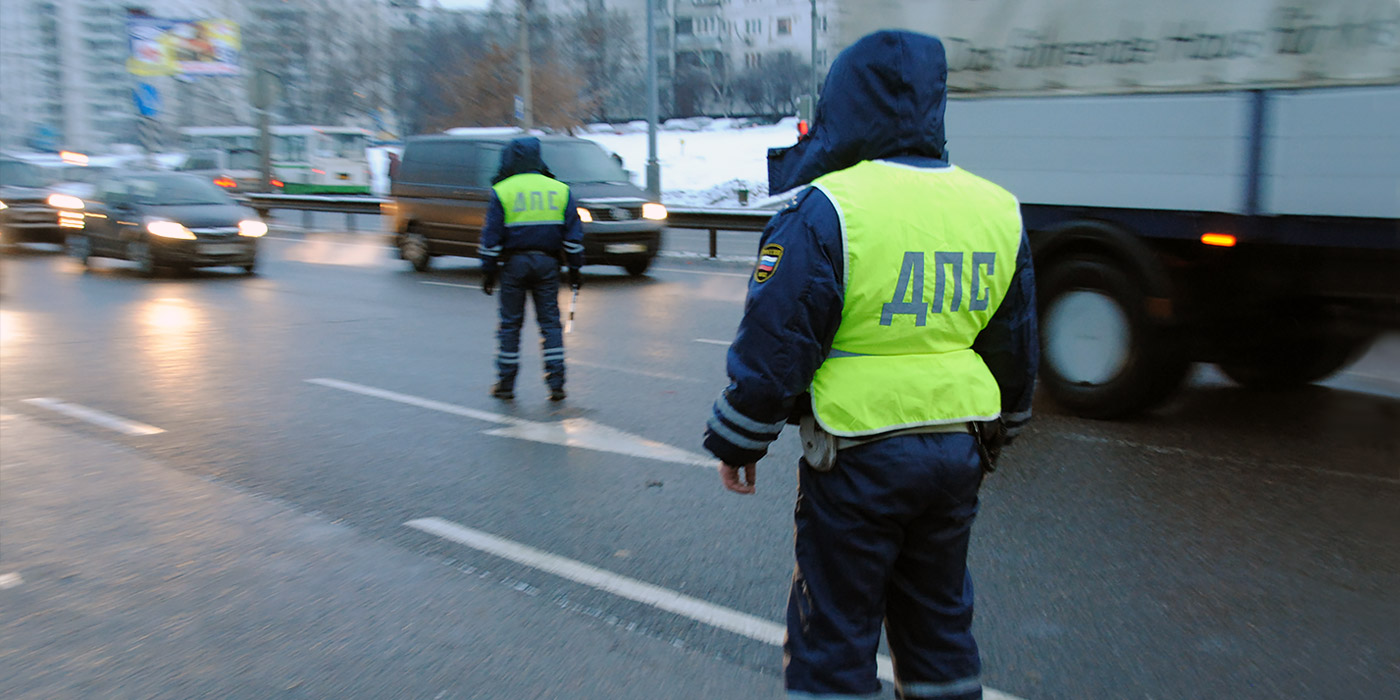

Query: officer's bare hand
left=719, top=462, right=757, bottom=494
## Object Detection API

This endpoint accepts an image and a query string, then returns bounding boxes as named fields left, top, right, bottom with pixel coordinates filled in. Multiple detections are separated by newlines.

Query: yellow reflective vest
left=809, top=160, right=1023, bottom=437
left=494, top=173, right=569, bottom=226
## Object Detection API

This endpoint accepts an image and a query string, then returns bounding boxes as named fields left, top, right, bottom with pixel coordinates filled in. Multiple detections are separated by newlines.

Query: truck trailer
left=834, top=0, right=1400, bottom=417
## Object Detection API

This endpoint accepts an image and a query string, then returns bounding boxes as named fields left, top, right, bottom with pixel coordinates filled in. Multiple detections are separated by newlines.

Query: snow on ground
left=578, top=117, right=802, bottom=209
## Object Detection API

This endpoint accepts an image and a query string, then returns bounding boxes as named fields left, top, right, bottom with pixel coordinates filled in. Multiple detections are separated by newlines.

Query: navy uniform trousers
left=495, top=251, right=565, bottom=390
left=786, top=432, right=985, bottom=700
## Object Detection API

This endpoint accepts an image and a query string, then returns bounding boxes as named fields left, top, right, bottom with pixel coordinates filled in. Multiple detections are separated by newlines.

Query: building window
left=676, top=17, right=693, bottom=35
left=777, top=18, right=791, bottom=35
left=745, top=19, right=761, bottom=34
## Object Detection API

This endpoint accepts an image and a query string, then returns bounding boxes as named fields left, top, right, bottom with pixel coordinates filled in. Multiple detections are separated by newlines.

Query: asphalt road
left=1, top=232, right=1396, bottom=700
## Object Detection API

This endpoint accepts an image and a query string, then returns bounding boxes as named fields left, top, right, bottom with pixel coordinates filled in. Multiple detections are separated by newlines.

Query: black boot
left=491, top=382, right=515, bottom=400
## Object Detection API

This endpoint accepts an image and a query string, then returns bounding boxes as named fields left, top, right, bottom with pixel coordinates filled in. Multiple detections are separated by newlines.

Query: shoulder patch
left=754, top=244, right=783, bottom=283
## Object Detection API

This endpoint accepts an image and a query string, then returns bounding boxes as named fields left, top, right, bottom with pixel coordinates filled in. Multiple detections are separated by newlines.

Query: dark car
left=0, top=156, right=66, bottom=246
left=386, top=132, right=666, bottom=276
left=67, top=171, right=266, bottom=276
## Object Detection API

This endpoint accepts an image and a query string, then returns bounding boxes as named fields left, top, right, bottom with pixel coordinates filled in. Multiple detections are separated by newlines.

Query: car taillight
left=270, top=179, right=284, bottom=188
left=213, top=176, right=237, bottom=188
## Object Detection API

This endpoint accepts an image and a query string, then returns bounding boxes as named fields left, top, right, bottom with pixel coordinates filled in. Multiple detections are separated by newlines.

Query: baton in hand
left=565, top=287, right=579, bottom=334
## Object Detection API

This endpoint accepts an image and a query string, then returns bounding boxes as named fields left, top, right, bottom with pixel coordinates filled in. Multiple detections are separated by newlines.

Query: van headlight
left=642, top=203, right=667, bottom=220
left=238, top=219, right=268, bottom=237
left=576, top=207, right=593, bottom=223
left=146, top=219, right=196, bottom=240
left=47, top=193, right=85, bottom=210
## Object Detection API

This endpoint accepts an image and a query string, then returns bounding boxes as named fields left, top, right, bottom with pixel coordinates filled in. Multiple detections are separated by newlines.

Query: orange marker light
left=1201, top=233, right=1237, bottom=247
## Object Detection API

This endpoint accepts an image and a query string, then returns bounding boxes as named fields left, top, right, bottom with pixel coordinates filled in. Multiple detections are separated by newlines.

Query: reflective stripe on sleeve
left=715, top=395, right=786, bottom=437
left=706, top=414, right=771, bottom=451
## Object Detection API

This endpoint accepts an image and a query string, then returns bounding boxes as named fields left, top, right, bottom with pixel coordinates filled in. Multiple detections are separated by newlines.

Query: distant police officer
left=481, top=137, right=584, bottom=401
left=704, top=32, right=1038, bottom=700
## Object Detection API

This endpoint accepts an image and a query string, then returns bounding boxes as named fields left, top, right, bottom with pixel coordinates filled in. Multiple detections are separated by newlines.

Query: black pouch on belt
left=970, top=418, right=1007, bottom=474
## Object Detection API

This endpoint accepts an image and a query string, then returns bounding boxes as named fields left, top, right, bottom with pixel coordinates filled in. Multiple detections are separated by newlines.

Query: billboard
left=127, top=16, right=242, bottom=77
left=834, top=0, right=1400, bottom=95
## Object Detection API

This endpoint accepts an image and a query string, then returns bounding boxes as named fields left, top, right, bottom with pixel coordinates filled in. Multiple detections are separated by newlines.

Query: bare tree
left=569, top=2, right=644, bottom=123
left=734, top=50, right=808, bottom=117
left=427, top=13, right=592, bottom=132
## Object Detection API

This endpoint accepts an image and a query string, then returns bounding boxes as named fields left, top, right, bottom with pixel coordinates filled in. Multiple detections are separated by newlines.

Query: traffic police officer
left=703, top=31, right=1038, bottom=700
left=481, top=137, right=584, bottom=401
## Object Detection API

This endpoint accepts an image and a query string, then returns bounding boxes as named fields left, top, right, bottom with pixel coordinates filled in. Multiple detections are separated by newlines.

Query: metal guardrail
left=243, top=195, right=778, bottom=256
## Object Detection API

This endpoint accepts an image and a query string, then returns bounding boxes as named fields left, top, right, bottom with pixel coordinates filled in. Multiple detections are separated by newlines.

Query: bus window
left=318, top=133, right=366, bottom=159
left=274, top=135, right=307, bottom=163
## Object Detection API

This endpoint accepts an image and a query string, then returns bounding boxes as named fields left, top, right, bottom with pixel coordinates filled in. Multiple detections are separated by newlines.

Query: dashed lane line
left=22, top=398, right=164, bottom=436
left=406, top=517, right=1025, bottom=699
left=694, top=338, right=732, bottom=346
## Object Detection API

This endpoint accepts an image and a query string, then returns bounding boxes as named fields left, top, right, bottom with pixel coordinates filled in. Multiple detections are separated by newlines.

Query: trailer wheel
left=1219, top=318, right=1371, bottom=389
left=1039, top=256, right=1187, bottom=418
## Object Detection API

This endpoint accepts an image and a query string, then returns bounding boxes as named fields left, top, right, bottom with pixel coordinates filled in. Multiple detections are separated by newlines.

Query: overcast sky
left=431, top=0, right=493, bottom=10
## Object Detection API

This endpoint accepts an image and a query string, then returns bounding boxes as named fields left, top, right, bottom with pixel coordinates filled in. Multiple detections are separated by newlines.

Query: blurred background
left=1, top=2, right=1397, bottom=699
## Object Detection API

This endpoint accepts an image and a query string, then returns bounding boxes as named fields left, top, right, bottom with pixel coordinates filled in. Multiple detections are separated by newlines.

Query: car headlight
left=146, top=219, right=196, bottom=240
left=47, top=193, right=85, bottom=210
left=238, top=219, right=268, bottom=237
left=642, top=203, right=667, bottom=220
left=576, top=207, right=593, bottom=223
left=0, top=200, right=7, bottom=211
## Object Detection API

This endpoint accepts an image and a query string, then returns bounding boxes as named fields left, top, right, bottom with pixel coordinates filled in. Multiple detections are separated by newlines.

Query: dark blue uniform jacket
left=703, top=31, right=1039, bottom=467
left=480, top=137, right=585, bottom=273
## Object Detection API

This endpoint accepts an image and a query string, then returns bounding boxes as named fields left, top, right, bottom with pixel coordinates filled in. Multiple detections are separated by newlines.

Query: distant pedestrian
left=386, top=150, right=400, bottom=181
left=703, top=31, right=1038, bottom=700
left=480, top=137, right=584, bottom=401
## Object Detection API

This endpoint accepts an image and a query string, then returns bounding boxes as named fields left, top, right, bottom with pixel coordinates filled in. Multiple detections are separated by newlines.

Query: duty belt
left=799, top=416, right=970, bottom=472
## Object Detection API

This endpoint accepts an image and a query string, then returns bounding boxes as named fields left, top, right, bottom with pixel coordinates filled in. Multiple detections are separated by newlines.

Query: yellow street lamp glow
left=238, top=219, right=268, bottom=237
left=147, top=220, right=196, bottom=240
left=642, top=203, right=667, bottom=220
left=46, top=193, right=85, bottom=210
left=576, top=207, right=593, bottom=223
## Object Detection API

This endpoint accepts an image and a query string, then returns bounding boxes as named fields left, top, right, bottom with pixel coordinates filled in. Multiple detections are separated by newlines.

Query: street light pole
left=646, top=0, right=660, bottom=200
left=810, top=0, right=819, bottom=106
left=518, top=0, right=533, bottom=130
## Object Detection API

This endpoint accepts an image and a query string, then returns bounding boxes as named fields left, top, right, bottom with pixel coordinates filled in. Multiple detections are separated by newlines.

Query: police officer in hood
left=703, top=31, right=1038, bottom=700
left=481, top=137, right=585, bottom=401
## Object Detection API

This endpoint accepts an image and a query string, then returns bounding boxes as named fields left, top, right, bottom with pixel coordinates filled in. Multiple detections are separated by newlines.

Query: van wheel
left=66, top=233, right=93, bottom=270
left=622, top=257, right=651, bottom=277
left=1039, top=256, right=1187, bottom=418
left=128, top=241, right=158, bottom=278
left=401, top=232, right=431, bottom=272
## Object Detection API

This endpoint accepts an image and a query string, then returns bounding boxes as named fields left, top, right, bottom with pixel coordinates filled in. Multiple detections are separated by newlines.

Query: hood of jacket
left=768, top=30, right=948, bottom=193
left=492, top=136, right=554, bottom=184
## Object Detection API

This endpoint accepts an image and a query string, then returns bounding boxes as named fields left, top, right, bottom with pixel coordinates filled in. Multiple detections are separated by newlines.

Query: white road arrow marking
left=308, top=378, right=715, bottom=468
left=483, top=417, right=714, bottom=468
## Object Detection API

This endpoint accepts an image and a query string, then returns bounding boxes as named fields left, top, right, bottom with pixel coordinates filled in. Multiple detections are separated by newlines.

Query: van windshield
left=0, top=160, right=48, bottom=188
left=541, top=141, right=629, bottom=184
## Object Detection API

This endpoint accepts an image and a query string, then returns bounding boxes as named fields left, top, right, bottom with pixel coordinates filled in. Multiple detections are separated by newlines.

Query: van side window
left=475, top=144, right=503, bottom=186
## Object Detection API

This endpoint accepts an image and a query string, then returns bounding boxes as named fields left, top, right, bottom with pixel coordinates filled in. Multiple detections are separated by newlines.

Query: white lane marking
left=483, top=418, right=715, bottom=468
left=421, top=281, right=482, bottom=290
left=570, top=359, right=706, bottom=384
left=694, top=338, right=732, bottom=346
left=308, top=379, right=715, bottom=468
left=1061, top=432, right=1399, bottom=485
left=0, top=573, right=22, bottom=589
left=407, top=517, right=1025, bottom=699
left=651, top=266, right=752, bottom=278
left=22, top=398, right=164, bottom=436
left=307, top=378, right=525, bottom=426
